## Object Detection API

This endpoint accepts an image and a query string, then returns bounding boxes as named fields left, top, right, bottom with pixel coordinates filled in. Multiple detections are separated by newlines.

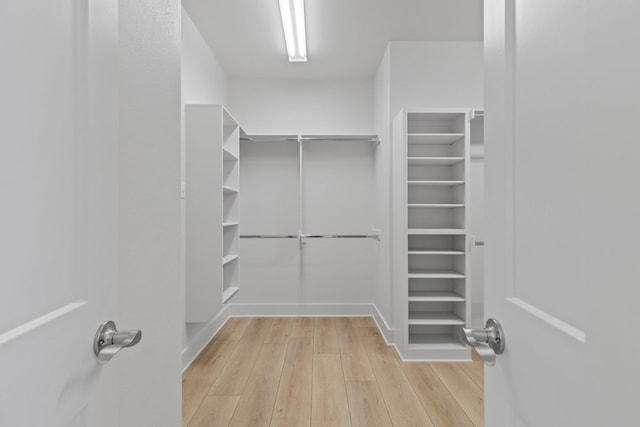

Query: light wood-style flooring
left=183, top=317, right=483, bottom=427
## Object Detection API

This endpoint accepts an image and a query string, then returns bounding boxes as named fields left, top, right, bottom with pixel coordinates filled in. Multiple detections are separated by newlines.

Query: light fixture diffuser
left=278, top=0, right=307, bottom=62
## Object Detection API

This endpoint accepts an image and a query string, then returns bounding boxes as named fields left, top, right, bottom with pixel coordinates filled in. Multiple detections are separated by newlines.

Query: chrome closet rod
left=240, top=135, right=379, bottom=143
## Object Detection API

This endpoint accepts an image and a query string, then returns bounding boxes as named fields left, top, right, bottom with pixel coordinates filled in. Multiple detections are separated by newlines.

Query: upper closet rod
left=240, top=134, right=379, bottom=143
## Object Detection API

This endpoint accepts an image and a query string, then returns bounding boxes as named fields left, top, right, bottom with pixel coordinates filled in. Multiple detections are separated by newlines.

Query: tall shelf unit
left=185, top=105, right=241, bottom=323
left=393, top=110, right=471, bottom=360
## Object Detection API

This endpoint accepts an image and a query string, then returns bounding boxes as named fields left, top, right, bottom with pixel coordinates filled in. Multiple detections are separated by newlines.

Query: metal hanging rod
left=240, top=134, right=379, bottom=143
left=240, top=234, right=380, bottom=240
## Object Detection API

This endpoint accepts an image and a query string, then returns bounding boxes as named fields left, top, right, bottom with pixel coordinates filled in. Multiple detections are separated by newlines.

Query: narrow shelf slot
left=408, top=250, right=465, bottom=255
left=408, top=269, right=465, bottom=279
left=408, top=312, right=465, bottom=325
left=223, top=148, right=239, bottom=161
left=408, top=291, right=465, bottom=302
left=223, top=186, right=239, bottom=194
left=223, top=222, right=239, bottom=228
left=408, top=203, right=464, bottom=208
left=408, top=157, right=464, bottom=166
left=222, top=254, right=239, bottom=265
left=408, top=334, right=466, bottom=348
left=408, top=180, right=464, bottom=186
left=408, top=228, right=465, bottom=235
left=222, top=286, right=239, bottom=304
left=408, top=133, right=464, bottom=145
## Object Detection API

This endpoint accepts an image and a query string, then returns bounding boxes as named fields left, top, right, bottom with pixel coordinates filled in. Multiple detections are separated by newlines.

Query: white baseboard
left=228, top=303, right=375, bottom=317
left=372, top=305, right=395, bottom=344
left=181, top=305, right=230, bottom=373
left=181, top=303, right=397, bottom=372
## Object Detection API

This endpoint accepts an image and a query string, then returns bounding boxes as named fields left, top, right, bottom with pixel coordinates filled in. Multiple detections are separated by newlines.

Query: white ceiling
left=182, top=0, right=483, bottom=79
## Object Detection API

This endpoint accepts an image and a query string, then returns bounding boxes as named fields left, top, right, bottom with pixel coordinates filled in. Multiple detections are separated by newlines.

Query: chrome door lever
left=94, top=321, right=142, bottom=365
left=461, top=318, right=504, bottom=366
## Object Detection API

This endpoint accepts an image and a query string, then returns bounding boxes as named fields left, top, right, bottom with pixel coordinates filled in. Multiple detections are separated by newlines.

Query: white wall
left=374, top=41, right=484, bottom=340
left=181, top=8, right=231, bottom=363
left=373, top=47, right=394, bottom=334
left=390, top=42, right=484, bottom=115
left=118, top=1, right=182, bottom=425
left=229, top=77, right=374, bottom=134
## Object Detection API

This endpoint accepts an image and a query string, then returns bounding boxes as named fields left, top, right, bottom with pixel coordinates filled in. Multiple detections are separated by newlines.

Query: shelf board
left=222, top=254, right=239, bottom=265
left=222, top=286, right=239, bottom=304
left=408, top=291, right=465, bottom=302
left=408, top=157, right=464, bottom=166
left=408, top=269, right=465, bottom=279
left=408, top=203, right=464, bottom=208
left=408, top=181, right=464, bottom=186
left=223, top=148, right=239, bottom=161
left=408, top=312, right=465, bottom=326
left=222, top=222, right=239, bottom=228
left=408, top=133, right=464, bottom=145
left=408, top=250, right=465, bottom=255
left=408, top=228, right=465, bottom=235
left=408, top=333, right=466, bottom=348
left=223, top=186, right=239, bottom=194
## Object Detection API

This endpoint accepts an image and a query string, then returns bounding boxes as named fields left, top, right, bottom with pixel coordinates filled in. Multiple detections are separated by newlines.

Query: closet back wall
left=231, top=77, right=377, bottom=312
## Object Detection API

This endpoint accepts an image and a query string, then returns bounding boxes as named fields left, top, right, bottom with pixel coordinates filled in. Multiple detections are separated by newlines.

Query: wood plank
left=314, top=317, right=339, bottom=354
left=431, top=363, right=484, bottom=426
left=290, top=317, right=314, bottom=339
left=264, top=317, right=294, bottom=343
left=335, top=318, right=375, bottom=381
left=187, top=396, right=240, bottom=427
left=402, top=363, right=475, bottom=427
left=311, top=354, right=351, bottom=427
left=364, top=344, right=434, bottom=427
left=358, top=326, right=386, bottom=350
left=182, top=339, right=238, bottom=425
left=229, top=343, right=288, bottom=427
left=354, top=317, right=376, bottom=327
left=214, top=317, right=252, bottom=341
left=458, top=360, right=484, bottom=389
left=345, top=381, right=392, bottom=427
left=208, top=318, right=273, bottom=395
left=271, top=338, right=313, bottom=427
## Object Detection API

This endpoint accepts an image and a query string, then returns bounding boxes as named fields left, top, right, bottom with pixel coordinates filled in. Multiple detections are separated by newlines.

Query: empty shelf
left=223, top=222, right=239, bottom=227
left=408, top=228, right=465, bottom=235
left=408, top=334, right=466, bottom=348
left=408, top=157, right=464, bottom=166
left=223, top=186, right=239, bottom=193
left=222, top=286, right=239, bottom=304
left=223, top=148, right=239, bottom=161
left=408, top=203, right=464, bottom=208
left=408, top=312, right=465, bottom=325
left=408, top=250, right=465, bottom=255
left=408, top=270, right=465, bottom=279
left=408, top=180, right=464, bottom=186
left=222, top=254, right=239, bottom=265
left=408, top=291, right=465, bottom=302
left=408, top=133, right=465, bottom=145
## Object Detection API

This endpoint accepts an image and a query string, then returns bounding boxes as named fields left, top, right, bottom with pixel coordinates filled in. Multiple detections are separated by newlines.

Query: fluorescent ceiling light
left=278, top=0, right=307, bottom=62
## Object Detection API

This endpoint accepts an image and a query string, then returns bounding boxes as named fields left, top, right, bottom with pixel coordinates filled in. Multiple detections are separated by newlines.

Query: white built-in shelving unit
left=393, top=109, right=471, bottom=360
left=185, top=105, right=241, bottom=322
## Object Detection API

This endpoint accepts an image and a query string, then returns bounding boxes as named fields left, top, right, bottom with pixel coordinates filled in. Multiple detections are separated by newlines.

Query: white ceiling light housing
left=278, top=0, right=307, bottom=62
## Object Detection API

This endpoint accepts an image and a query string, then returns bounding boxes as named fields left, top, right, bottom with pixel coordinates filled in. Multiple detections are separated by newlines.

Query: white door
left=0, top=1, right=120, bottom=426
left=485, top=1, right=640, bottom=425
left=1, top=2, right=183, bottom=426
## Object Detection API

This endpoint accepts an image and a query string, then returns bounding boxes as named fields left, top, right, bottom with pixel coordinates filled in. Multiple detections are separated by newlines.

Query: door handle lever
left=461, top=318, right=505, bottom=366
left=94, top=321, right=142, bottom=365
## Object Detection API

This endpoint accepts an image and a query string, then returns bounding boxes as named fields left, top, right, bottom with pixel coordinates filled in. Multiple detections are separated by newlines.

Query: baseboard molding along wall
left=181, top=303, right=396, bottom=372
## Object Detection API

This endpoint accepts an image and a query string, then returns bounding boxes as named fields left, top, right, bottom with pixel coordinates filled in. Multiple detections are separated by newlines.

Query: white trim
left=181, top=305, right=230, bottom=373
left=508, top=297, right=587, bottom=343
left=372, top=305, right=395, bottom=344
left=227, top=303, right=375, bottom=317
